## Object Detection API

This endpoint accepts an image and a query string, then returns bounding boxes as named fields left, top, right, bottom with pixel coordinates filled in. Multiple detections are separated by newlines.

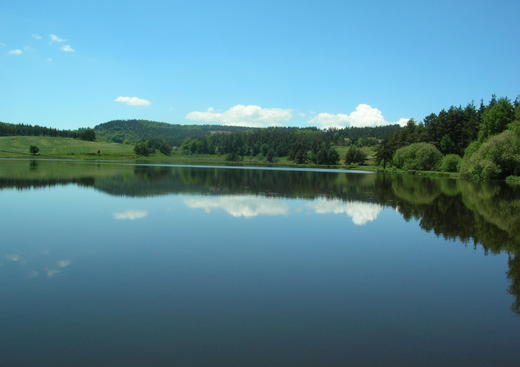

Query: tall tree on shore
left=479, top=98, right=515, bottom=141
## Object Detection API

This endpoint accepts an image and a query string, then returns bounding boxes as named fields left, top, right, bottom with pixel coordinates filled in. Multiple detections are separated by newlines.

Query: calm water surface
left=1, top=159, right=519, bottom=366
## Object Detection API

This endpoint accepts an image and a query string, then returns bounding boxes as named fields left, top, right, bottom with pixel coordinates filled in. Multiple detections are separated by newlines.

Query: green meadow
left=0, top=136, right=135, bottom=159
left=0, top=136, right=376, bottom=169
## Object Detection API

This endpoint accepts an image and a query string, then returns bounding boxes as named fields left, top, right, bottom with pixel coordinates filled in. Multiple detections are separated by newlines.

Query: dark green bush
left=438, top=154, right=461, bottom=172
left=225, top=152, right=240, bottom=161
left=29, top=145, right=39, bottom=155
left=393, top=143, right=442, bottom=171
left=134, top=138, right=173, bottom=156
left=460, top=126, right=520, bottom=180
left=344, top=146, right=367, bottom=164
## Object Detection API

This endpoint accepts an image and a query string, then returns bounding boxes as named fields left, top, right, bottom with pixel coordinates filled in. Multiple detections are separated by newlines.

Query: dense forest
left=179, top=125, right=400, bottom=164
left=0, top=121, right=96, bottom=141
left=375, top=96, right=520, bottom=180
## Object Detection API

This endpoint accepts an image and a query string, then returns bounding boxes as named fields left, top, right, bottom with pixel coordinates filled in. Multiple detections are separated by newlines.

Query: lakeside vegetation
left=375, top=96, right=520, bottom=180
left=0, top=95, right=518, bottom=180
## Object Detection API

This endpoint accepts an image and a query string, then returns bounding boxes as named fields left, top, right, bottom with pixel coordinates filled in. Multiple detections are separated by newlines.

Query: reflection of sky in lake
left=113, top=210, right=149, bottom=220
left=184, top=195, right=290, bottom=218
left=3, top=252, right=72, bottom=279
left=1, top=165, right=519, bottom=367
left=183, top=195, right=383, bottom=226
left=306, top=199, right=383, bottom=225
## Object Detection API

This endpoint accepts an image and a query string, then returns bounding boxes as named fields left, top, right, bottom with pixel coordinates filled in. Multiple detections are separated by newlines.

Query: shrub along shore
left=0, top=136, right=517, bottom=183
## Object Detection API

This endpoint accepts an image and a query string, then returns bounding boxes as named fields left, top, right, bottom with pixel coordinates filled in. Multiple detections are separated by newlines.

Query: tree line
left=0, top=121, right=96, bottom=141
left=177, top=125, right=400, bottom=165
left=179, top=127, right=343, bottom=164
left=375, top=96, right=520, bottom=180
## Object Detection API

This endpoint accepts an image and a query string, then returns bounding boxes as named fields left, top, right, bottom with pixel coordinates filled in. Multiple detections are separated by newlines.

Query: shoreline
left=2, top=156, right=517, bottom=184
left=0, top=155, right=457, bottom=179
left=0, top=156, right=375, bottom=174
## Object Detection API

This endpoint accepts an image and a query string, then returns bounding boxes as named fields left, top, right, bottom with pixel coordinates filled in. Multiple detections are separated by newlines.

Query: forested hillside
left=94, top=120, right=250, bottom=145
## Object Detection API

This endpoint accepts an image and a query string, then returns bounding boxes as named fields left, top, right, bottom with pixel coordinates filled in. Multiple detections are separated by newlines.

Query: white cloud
left=114, top=96, right=151, bottom=106
left=61, top=44, right=75, bottom=52
left=396, top=118, right=411, bottom=127
left=113, top=210, right=149, bottom=220
left=184, top=195, right=289, bottom=218
left=8, top=49, right=23, bottom=55
left=308, top=104, right=410, bottom=129
left=307, top=199, right=383, bottom=225
left=186, top=104, right=293, bottom=127
left=32, top=34, right=43, bottom=40
left=50, top=34, right=65, bottom=43
left=57, top=260, right=71, bottom=268
left=46, top=268, right=61, bottom=278
left=5, top=254, right=21, bottom=262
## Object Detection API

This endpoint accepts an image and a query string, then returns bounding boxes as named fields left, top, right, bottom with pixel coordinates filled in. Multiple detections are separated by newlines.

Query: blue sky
left=1, top=0, right=519, bottom=129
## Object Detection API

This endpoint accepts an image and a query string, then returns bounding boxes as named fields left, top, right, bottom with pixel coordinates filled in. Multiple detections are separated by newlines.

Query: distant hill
left=1, top=118, right=404, bottom=148
left=94, top=120, right=251, bottom=145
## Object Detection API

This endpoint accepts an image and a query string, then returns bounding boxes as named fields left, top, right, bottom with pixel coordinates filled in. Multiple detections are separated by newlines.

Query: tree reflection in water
left=1, top=159, right=519, bottom=313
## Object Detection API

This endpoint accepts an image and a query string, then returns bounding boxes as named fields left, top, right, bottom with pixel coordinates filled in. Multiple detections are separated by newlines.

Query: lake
left=1, top=159, right=519, bottom=366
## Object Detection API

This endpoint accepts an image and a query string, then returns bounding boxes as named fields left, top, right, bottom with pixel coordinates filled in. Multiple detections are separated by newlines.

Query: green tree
left=293, top=149, right=308, bottom=164
left=438, top=154, right=461, bottom=172
left=77, top=128, right=96, bottom=141
left=266, top=149, right=275, bottom=162
left=439, top=135, right=456, bottom=154
left=344, top=146, right=366, bottom=164
left=134, top=141, right=152, bottom=156
left=29, top=145, right=39, bottom=155
left=158, top=142, right=173, bottom=155
left=479, top=98, right=515, bottom=141
left=375, top=140, right=394, bottom=168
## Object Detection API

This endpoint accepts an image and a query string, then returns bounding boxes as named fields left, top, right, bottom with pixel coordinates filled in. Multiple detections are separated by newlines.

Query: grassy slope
left=0, top=137, right=372, bottom=168
left=0, top=136, right=307, bottom=167
left=0, top=136, right=136, bottom=159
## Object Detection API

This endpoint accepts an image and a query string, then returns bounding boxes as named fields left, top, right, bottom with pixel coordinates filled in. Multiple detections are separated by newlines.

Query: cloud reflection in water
left=113, top=210, right=149, bottom=220
left=307, top=199, right=383, bottom=225
left=184, top=195, right=289, bottom=218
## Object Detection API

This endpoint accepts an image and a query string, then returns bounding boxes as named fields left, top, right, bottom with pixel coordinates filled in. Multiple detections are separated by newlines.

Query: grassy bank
left=0, top=136, right=377, bottom=169
left=0, top=137, right=476, bottom=179
left=0, top=136, right=136, bottom=159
